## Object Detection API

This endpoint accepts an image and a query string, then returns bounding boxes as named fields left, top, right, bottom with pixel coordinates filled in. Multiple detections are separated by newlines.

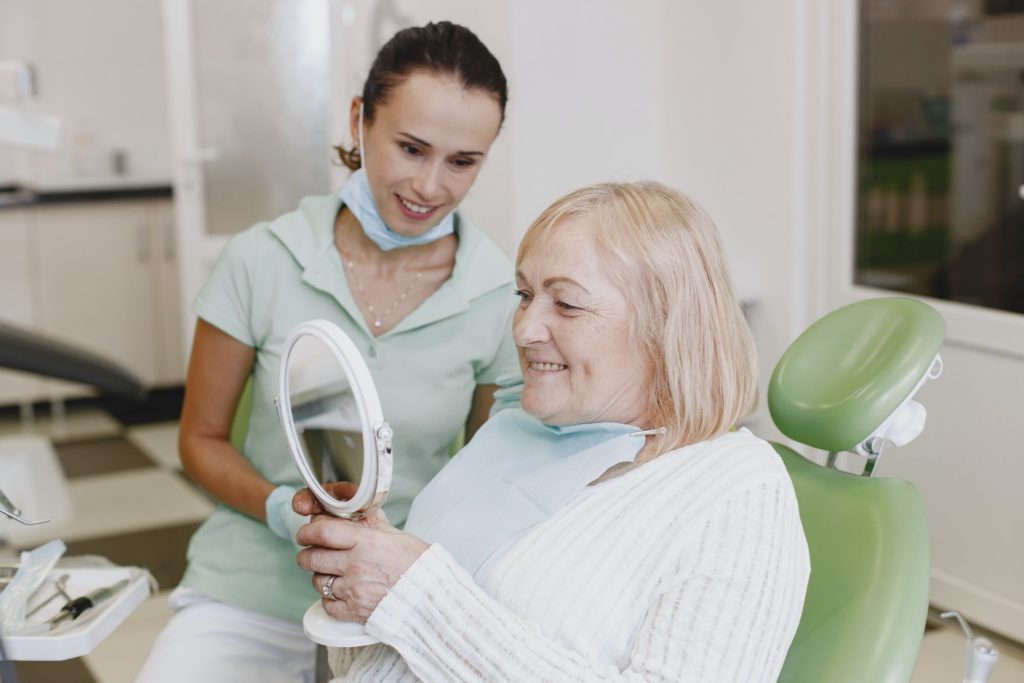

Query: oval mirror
left=275, top=319, right=392, bottom=646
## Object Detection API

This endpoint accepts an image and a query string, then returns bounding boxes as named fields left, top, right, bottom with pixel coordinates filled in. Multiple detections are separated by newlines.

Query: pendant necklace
left=337, top=243, right=423, bottom=330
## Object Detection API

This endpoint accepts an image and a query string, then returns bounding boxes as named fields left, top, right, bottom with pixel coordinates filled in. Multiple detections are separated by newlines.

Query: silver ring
left=321, top=574, right=338, bottom=601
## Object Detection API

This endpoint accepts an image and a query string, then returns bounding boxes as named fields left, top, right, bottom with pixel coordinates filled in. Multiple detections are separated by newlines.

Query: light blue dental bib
left=404, top=409, right=645, bottom=574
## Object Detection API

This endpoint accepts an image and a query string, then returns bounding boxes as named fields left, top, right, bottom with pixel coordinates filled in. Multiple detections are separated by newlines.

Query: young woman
left=136, top=22, right=518, bottom=683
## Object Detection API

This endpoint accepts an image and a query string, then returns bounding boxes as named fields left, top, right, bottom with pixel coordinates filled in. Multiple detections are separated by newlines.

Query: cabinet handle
left=136, top=220, right=150, bottom=262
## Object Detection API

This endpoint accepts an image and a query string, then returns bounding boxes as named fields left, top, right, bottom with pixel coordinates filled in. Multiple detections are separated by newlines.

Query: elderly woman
left=295, top=181, right=810, bottom=682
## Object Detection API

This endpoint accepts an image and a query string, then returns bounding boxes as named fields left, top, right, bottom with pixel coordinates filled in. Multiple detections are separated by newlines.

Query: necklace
left=337, top=244, right=424, bottom=330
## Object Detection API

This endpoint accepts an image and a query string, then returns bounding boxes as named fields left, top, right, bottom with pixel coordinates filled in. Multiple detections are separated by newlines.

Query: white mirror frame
left=275, top=319, right=392, bottom=519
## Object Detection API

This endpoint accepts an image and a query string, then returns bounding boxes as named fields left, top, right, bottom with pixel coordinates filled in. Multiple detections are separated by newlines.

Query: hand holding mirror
left=275, top=319, right=393, bottom=647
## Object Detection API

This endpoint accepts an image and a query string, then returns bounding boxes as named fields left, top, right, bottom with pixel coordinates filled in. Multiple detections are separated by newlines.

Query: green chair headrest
left=768, top=298, right=945, bottom=453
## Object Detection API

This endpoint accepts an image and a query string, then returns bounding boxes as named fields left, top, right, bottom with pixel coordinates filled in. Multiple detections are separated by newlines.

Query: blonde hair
left=517, top=181, right=758, bottom=454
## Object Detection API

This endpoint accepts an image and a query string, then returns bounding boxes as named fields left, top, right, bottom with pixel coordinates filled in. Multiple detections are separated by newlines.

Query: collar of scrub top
left=403, top=409, right=666, bottom=574
left=267, top=194, right=513, bottom=338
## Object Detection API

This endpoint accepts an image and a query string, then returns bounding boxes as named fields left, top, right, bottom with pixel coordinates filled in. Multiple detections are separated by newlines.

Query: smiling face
left=351, top=70, right=503, bottom=236
left=513, top=216, right=654, bottom=427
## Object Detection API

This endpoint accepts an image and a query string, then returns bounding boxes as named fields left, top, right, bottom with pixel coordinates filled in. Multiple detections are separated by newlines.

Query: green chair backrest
left=771, top=297, right=944, bottom=683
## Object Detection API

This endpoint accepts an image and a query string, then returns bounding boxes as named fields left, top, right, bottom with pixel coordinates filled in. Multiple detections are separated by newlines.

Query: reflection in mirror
left=287, top=334, right=364, bottom=501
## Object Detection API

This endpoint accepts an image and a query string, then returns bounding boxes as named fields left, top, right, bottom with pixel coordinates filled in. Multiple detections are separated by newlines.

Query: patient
left=295, top=181, right=810, bottom=682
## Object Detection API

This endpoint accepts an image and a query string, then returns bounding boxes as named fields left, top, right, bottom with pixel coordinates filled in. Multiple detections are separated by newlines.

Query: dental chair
left=770, top=297, right=945, bottom=683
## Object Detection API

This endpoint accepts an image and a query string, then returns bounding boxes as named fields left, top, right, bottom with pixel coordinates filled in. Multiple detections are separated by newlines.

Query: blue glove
left=489, top=373, right=524, bottom=418
left=265, top=485, right=309, bottom=548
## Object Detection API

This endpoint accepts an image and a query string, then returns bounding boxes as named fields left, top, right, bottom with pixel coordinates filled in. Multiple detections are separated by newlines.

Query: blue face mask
left=404, top=409, right=656, bottom=574
left=338, top=104, right=456, bottom=252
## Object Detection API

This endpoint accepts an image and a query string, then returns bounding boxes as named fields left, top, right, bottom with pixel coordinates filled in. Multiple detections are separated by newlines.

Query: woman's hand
left=296, top=510, right=429, bottom=623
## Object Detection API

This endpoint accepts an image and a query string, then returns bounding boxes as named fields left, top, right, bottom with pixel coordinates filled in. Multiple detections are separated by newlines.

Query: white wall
left=882, top=343, right=1024, bottom=639
left=658, top=1, right=805, bottom=431
left=0, top=0, right=170, bottom=185
left=502, top=0, right=668, bottom=244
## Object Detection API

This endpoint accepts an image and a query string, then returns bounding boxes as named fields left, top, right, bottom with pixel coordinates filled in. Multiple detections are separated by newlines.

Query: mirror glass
left=286, top=333, right=364, bottom=502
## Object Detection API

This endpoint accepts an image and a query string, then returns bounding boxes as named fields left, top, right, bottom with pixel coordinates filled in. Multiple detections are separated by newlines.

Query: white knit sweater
left=329, top=428, right=809, bottom=682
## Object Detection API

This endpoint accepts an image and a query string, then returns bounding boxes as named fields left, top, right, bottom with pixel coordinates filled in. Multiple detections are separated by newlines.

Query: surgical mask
left=404, top=409, right=656, bottom=574
left=338, top=104, right=456, bottom=252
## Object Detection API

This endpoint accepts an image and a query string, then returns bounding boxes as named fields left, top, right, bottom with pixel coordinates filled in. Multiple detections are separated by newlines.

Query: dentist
left=136, top=21, right=518, bottom=683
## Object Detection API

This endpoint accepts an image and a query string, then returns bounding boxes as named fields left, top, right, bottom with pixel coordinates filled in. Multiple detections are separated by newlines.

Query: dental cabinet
left=0, top=188, right=183, bottom=407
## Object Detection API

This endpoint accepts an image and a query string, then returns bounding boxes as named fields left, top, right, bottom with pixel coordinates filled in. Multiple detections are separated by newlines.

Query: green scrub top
left=179, top=193, right=519, bottom=623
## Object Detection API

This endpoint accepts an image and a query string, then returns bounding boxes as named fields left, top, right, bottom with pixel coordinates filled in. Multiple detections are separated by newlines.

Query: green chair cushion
left=774, top=443, right=929, bottom=683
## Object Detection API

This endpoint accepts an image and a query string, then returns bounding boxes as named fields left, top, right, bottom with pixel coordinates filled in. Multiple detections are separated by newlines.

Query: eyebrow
left=515, top=270, right=590, bottom=294
left=398, top=132, right=486, bottom=157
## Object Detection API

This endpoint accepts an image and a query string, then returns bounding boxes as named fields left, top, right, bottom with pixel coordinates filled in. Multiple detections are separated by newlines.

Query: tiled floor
left=3, top=406, right=1024, bottom=683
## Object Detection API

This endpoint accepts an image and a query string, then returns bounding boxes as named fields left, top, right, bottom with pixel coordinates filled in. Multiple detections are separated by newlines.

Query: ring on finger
left=321, top=574, right=339, bottom=601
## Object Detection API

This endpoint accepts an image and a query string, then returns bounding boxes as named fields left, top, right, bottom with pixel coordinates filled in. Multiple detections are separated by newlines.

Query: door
left=161, top=0, right=334, bottom=360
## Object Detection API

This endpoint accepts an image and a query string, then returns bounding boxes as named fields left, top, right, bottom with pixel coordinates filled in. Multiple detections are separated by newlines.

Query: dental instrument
left=0, top=489, right=49, bottom=526
left=941, top=611, right=999, bottom=683
left=46, top=578, right=130, bottom=627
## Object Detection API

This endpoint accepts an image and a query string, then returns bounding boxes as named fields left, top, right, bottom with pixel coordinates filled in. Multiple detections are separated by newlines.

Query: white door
left=161, top=0, right=334, bottom=360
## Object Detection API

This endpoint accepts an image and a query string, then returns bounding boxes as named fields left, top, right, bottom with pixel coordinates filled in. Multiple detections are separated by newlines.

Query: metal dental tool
left=0, top=488, right=49, bottom=526
left=47, top=578, right=130, bottom=627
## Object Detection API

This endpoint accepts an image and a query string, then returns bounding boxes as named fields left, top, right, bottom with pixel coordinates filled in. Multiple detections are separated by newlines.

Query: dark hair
left=336, top=21, right=508, bottom=170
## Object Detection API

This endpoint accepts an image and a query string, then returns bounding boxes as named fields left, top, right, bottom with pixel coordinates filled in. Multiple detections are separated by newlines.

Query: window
left=857, top=1, right=1024, bottom=315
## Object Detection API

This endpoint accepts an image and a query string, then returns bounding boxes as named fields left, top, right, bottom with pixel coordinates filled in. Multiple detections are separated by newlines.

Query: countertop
left=0, top=178, right=173, bottom=209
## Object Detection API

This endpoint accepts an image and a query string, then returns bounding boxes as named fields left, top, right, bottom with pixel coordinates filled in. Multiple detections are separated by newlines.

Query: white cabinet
left=0, top=197, right=184, bottom=405
left=0, top=209, right=44, bottom=405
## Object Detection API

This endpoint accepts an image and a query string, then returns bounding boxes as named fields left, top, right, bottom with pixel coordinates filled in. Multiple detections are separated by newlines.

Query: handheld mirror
left=276, top=319, right=392, bottom=647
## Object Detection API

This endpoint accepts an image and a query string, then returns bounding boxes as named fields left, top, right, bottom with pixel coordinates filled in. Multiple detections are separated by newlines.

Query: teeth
left=530, top=362, right=567, bottom=372
left=400, top=197, right=433, bottom=214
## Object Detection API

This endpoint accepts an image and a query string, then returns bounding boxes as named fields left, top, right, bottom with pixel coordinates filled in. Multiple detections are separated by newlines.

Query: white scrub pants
left=134, top=588, right=316, bottom=683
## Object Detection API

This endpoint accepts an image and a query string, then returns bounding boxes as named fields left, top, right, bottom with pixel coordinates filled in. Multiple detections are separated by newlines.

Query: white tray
left=4, top=567, right=151, bottom=661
